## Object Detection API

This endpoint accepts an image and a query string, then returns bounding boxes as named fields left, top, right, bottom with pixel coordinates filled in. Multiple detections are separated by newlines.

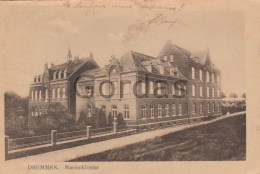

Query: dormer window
left=169, top=55, right=174, bottom=62
left=53, top=72, right=56, bottom=80
left=163, top=55, right=168, bottom=61
left=58, top=71, right=62, bottom=79
left=111, top=67, right=116, bottom=74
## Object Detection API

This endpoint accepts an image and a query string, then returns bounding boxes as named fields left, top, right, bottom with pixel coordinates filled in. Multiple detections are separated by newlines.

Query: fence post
left=113, top=121, right=117, bottom=134
left=86, top=126, right=92, bottom=139
left=5, top=136, right=9, bottom=160
left=51, top=130, right=57, bottom=146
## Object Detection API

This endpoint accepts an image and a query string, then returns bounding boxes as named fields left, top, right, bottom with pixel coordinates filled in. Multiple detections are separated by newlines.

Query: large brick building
left=29, top=41, right=222, bottom=128
left=76, top=40, right=222, bottom=127
left=28, top=49, right=99, bottom=120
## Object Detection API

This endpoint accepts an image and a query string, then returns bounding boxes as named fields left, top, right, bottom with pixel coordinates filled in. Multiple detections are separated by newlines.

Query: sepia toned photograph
left=2, top=0, right=258, bottom=173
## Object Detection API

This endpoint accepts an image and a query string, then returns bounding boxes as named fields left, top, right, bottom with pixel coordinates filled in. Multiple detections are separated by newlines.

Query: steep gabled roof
left=190, top=48, right=211, bottom=65
left=157, top=40, right=192, bottom=59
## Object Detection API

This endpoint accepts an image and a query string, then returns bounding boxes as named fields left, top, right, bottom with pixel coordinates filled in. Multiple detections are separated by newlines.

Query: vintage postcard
left=0, top=0, right=260, bottom=174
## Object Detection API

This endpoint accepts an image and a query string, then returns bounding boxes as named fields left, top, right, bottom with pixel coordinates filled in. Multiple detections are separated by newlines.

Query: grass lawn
left=69, top=114, right=246, bottom=161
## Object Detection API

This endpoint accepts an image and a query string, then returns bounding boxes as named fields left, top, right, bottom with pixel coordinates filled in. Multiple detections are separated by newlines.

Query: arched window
left=212, top=87, right=215, bottom=98
left=150, top=105, right=154, bottom=118
left=165, top=104, right=169, bottom=116
left=141, top=81, right=146, bottom=94
left=192, top=102, right=196, bottom=114
left=218, top=103, right=221, bottom=112
left=178, top=104, right=182, bottom=116
left=192, top=84, right=196, bottom=97
left=199, top=69, right=203, bottom=81
left=212, top=73, right=215, bottom=83
left=172, top=104, right=176, bottom=116
left=112, top=105, right=117, bottom=118
left=207, top=102, right=210, bottom=113
left=200, top=103, right=203, bottom=114
left=31, top=90, right=34, bottom=99
left=157, top=104, right=162, bottom=117
left=124, top=105, right=130, bottom=119
left=200, top=86, right=203, bottom=97
left=191, top=67, right=195, bottom=79
left=53, top=72, right=56, bottom=80
left=141, top=105, right=146, bottom=118
left=217, top=88, right=219, bottom=98
left=212, top=103, right=215, bottom=113
left=64, top=69, right=67, bottom=78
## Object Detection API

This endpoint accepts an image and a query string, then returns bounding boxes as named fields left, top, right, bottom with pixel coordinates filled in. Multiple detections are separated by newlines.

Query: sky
left=1, top=0, right=245, bottom=97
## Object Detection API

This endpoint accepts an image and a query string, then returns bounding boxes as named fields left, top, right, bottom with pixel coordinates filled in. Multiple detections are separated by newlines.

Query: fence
left=8, top=134, right=51, bottom=151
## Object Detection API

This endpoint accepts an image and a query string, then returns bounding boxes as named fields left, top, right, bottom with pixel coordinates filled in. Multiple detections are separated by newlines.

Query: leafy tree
left=220, top=91, right=226, bottom=98
left=230, top=92, right=238, bottom=98
left=116, top=113, right=126, bottom=127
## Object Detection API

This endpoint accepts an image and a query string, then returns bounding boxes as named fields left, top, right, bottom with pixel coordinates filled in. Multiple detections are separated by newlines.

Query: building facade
left=28, top=49, right=99, bottom=124
left=29, top=41, right=222, bottom=128
left=76, top=41, right=222, bottom=127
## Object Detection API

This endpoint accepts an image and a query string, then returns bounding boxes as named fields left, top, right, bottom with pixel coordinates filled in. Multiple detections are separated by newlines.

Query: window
left=207, top=87, right=210, bottom=98
left=58, top=71, right=62, bottom=79
left=207, top=103, right=210, bottom=113
left=62, top=87, right=66, bottom=98
left=192, top=84, right=196, bottom=97
left=192, top=67, right=195, bottom=79
left=157, top=82, right=162, bottom=95
left=200, top=103, right=203, bottom=114
left=149, top=81, right=154, bottom=94
left=141, top=105, right=146, bottom=118
left=112, top=105, right=117, bottom=118
left=218, top=103, right=221, bottom=112
left=212, top=88, right=215, bottom=98
left=199, top=69, right=203, bottom=81
left=39, top=90, right=42, bottom=99
left=85, top=86, right=93, bottom=96
left=38, top=75, right=41, bottom=82
left=124, top=105, right=130, bottom=119
left=53, top=72, right=56, bottom=80
left=206, top=71, right=209, bottom=82
left=88, top=106, right=92, bottom=117
left=158, top=104, right=162, bottom=117
left=150, top=105, right=154, bottom=118
left=200, top=86, right=203, bottom=97
left=212, top=73, right=215, bottom=83
left=31, top=90, right=34, bottom=99
left=217, top=88, right=219, bottom=98
left=57, top=88, right=60, bottom=98
left=183, top=85, right=187, bottom=95
left=111, top=68, right=116, bottom=74
left=172, top=104, right=176, bottom=116
left=212, top=103, right=215, bottom=113
left=163, top=55, right=168, bottom=61
left=192, top=103, right=196, bottom=114
left=45, top=89, right=48, bottom=101
left=141, top=81, right=146, bottom=94
left=177, top=85, right=181, bottom=95
left=35, top=90, right=38, bottom=100
left=169, top=55, right=174, bottom=62
left=165, top=104, right=169, bottom=116
left=34, top=76, right=37, bottom=83
left=178, top=104, right=182, bottom=116
left=172, top=84, right=176, bottom=95
left=101, top=105, right=106, bottom=114
left=52, top=88, right=55, bottom=99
